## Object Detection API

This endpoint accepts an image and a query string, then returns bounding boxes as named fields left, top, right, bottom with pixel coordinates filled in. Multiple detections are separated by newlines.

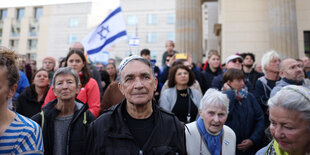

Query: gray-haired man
left=86, top=55, right=186, bottom=154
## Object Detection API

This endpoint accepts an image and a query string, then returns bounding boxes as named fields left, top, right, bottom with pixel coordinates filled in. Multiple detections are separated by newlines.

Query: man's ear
left=154, top=77, right=158, bottom=91
left=8, top=84, right=17, bottom=98
left=118, top=82, right=124, bottom=95
left=279, top=70, right=284, bottom=77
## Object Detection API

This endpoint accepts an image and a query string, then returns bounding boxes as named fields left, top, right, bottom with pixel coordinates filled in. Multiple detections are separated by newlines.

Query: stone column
left=268, top=0, right=298, bottom=58
left=175, top=0, right=203, bottom=62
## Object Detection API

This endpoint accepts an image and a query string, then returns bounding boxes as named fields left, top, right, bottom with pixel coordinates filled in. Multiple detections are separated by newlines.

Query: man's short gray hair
left=268, top=85, right=310, bottom=129
left=199, top=88, right=229, bottom=114
left=52, top=67, right=80, bottom=88
left=118, top=55, right=154, bottom=82
left=261, top=50, right=280, bottom=74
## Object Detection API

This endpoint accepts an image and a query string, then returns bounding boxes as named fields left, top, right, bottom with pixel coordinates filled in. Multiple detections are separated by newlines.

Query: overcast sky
left=0, top=0, right=120, bottom=9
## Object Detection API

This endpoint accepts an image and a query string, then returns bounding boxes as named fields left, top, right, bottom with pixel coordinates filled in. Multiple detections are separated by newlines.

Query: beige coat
left=185, top=122, right=236, bottom=155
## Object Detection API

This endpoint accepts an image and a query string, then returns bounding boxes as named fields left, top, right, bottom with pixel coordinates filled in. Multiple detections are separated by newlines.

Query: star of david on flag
left=82, top=6, right=127, bottom=63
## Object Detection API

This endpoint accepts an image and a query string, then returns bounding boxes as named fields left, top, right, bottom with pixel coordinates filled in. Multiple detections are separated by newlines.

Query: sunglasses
left=231, top=59, right=243, bottom=63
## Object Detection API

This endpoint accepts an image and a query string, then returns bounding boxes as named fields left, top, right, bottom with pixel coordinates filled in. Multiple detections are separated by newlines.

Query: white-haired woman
left=185, top=89, right=236, bottom=155
left=256, top=85, right=310, bottom=155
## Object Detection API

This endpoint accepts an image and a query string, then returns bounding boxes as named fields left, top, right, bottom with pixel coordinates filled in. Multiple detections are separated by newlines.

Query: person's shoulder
left=95, top=104, right=118, bottom=122
left=255, top=145, right=269, bottom=155
left=162, top=87, right=175, bottom=94
left=158, top=106, right=176, bottom=116
left=223, top=125, right=236, bottom=136
left=88, top=78, right=97, bottom=84
left=186, top=121, right=196, bottom=130
left=15, top=113, right=41, bottom=133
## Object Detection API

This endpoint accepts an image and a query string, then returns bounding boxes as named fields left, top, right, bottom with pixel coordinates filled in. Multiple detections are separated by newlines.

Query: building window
left=28, top=39, right=37, bottom=50
left=167, top=14, right=175, bottom=24
left=0, top=9, right=8, bottom=21
left=11, top=24, right=20, bottom=37
left=0, top=27, right=2, bottom=37
left=127, top=15, right=138, bottom=26
left=28, top=53, right=37, bottom=60
left=167, top=32, right=175, bottom=42
left=29, top=21, right=39, bottom=37
left=146, top=32, right=158, bottom=43
left=69, top=18, right=79, bottom=28
left=151, top=51, right=157, bottom=60
left=16, top=8, right=25, bottom=21
left=68, top=34, right=78, bottom=44
left=147, top=14, right=158, bottom=25
left=34, top=7, right=43, bottom=21
left=0, top=40, right=2, bottom=46
left=304, top=31, right=310, bottom=57
left=10, top=39, right=19, bottom=50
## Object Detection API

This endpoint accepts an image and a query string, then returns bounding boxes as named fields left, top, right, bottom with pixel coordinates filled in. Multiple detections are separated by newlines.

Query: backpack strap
left=40, top=111, right=45, bottom=130
left=83, top=112, right=87, bottom=125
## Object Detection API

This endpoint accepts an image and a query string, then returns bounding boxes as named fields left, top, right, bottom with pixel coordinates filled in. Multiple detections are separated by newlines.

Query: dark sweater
left=15, top=85, right=49, bottom=118
left=200, top=63, right=222, bottom=93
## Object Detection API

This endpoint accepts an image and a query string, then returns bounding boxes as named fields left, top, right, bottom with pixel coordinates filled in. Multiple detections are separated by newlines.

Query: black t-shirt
left=172, top=89, right=198, bottom=123
left=123, top=107, right=155, bottom=149
left=266, top=78, right=277, bottom=90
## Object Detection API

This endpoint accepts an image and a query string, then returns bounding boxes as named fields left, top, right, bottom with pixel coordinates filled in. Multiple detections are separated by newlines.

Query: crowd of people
left=0, top=40, right=310, bottom=155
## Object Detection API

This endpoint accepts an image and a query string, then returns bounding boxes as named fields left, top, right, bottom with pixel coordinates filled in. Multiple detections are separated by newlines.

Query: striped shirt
left=0, top=112, right=44, bottom=154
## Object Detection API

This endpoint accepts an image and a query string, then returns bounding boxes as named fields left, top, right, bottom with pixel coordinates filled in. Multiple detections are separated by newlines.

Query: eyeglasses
left=231, top=59, right=243, bottom=63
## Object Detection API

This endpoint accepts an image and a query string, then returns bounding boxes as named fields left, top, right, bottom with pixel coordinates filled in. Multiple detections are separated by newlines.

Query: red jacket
left=43, top=78, right=100, bottom=118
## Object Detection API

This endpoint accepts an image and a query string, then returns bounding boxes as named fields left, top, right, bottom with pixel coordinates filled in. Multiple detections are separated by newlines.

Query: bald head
left=279, top=58, right=304, bottom=82
left=69, top=42, right=84, bottom=53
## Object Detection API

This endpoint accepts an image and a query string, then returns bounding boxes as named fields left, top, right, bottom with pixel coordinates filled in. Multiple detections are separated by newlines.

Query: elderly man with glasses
left=270, top=58, right=310, bottom=97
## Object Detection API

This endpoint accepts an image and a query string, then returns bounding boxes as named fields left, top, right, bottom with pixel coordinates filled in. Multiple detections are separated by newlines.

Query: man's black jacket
left=86, top=100, right=186, bottom=155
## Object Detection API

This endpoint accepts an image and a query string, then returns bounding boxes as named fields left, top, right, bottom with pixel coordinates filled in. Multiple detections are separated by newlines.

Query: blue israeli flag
left=82, top=6, right=127, bottom=58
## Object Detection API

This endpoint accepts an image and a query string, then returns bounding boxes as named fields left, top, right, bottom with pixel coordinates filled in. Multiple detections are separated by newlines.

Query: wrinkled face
left=165, top=41, right=174, bottom=52
left=243, top=55, right=254, bottom=67
left=106, top=64, right=116, bottom=76
left=118, top=61, right=157, bottom=106
left=33, top=71, right=49, bottom=88
left=0, top=67, right=16, bottom=106
left=67, top=54, right=85, bottom=73
left=266, top=57, right=281, bottom=73
left=269, top=107, right=310, bottom=153
left=175, top=68, right=189, bottom=86
left=280, top=59, right=304, bottom=82
left=227, top=78, right=244, bottom=90
left=200, top=105, right=227, bottom=134
left=208, top=55, right=220, bottom=69
left=226, top=58, right=242, bottom=70
left=53, top=74, right=80, bottom=101
left=42, top=60, right=54, bottom=72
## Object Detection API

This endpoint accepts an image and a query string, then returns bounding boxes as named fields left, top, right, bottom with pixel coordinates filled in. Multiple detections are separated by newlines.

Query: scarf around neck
left=265, top=140, right=289, bottom=155
left=234, top=87, right=248, bottom=100
left=196, top=117, right=223, bottom=155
